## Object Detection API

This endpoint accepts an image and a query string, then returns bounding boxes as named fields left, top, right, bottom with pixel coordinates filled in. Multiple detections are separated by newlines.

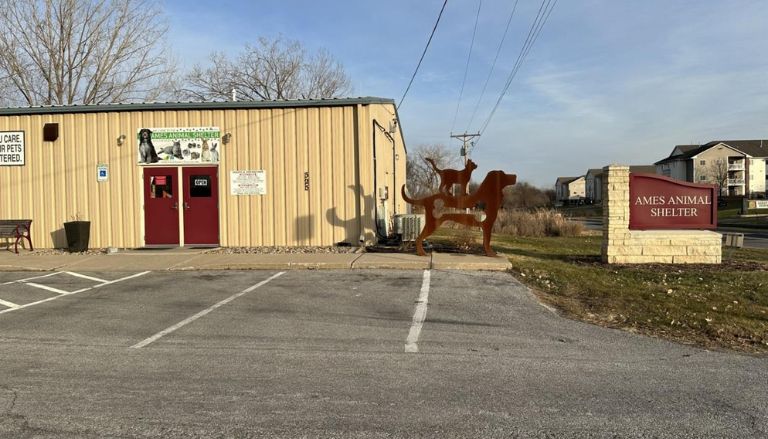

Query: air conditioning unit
left=394, top=214, right=424, bottom=242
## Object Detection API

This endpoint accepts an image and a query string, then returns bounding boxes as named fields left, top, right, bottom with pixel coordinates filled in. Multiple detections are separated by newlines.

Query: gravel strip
left=14, top=248, right=108, bottom=256
left=204, top=246, right=361, bottom=255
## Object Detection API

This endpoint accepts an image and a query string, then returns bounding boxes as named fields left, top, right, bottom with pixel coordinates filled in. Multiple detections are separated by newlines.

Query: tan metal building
left=0, top=97, right=407, bottom=249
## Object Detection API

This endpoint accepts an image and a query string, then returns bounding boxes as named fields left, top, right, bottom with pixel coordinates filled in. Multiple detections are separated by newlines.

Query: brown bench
left=0, top=220, right=33, bottom=253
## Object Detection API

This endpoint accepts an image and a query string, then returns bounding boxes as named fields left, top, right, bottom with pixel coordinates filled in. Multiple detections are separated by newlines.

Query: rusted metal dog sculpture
left=402, top=170, right=517, bottom=257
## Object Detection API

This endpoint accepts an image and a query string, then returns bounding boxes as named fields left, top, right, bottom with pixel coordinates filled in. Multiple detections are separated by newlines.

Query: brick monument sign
left=602, top=166, right=722, bottom=264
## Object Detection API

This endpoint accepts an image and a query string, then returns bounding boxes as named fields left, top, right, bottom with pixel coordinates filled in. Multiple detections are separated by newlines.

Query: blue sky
left=163, top=0, right=768, bottom=187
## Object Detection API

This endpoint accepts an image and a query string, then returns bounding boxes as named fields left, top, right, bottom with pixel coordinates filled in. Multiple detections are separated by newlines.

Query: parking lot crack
left=350, top=252, right=365, bottom=268
left=0, top=385, right=18, bottom=414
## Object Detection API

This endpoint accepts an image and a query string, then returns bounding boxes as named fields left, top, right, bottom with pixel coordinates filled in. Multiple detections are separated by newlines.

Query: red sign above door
left=629, top=173, right=717, bottom=230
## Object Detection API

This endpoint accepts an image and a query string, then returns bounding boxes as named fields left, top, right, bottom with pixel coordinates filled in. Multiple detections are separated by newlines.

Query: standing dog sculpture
left=402, top=170, right=517, bottom=257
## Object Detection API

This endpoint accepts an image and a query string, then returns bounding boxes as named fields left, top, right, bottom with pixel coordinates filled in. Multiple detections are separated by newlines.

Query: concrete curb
left=0, top=250, right=512, bottom=272
left=169, top=262, right=356, bottom=271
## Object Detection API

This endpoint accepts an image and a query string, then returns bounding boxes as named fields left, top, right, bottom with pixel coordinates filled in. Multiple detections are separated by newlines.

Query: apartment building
left=584, top=169, right=603, bottom=203
left=655, top=140, right=767, bottom=197
left=555, top=176, right=585, bottom=204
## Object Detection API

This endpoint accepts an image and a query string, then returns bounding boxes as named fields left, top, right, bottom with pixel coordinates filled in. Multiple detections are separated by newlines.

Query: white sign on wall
left=0, top=131, right=25, bottom=166
left=230, top=170, right=267, bottom=195
left=97, top=164, right=108, bottom=182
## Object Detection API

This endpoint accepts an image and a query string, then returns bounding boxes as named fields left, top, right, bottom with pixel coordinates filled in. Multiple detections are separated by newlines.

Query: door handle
left=184, top=202, right=190, bottom=209
left=172, top=202, right=178, bottom=210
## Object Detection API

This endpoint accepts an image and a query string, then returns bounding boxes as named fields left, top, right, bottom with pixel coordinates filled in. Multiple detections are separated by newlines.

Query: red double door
left=143, top=167, right=219, bottom=246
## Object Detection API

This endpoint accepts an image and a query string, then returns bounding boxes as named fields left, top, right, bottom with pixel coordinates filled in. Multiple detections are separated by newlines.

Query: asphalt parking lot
left=0, top=269, right=766, bottom=438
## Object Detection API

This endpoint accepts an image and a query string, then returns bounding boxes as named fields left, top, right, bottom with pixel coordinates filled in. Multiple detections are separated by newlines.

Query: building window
left=189, top=175, right=212, bottom=197
left=699, top=175, right=707, bottom=181
left=700, top=160, right=706, bottom=165
left=150, top=175, right=173, bottom=198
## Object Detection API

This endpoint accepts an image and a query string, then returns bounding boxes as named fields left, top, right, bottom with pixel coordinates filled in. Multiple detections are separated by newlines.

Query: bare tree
left=406, top=144, right=461, bottom=198
left=0, top=75, right=14, bottom=106
left=180, top=36, right=353, bottom=101
left=543, top=188, right=557, bottom=205
left=503, top=182, right=550, bottom=209
left=706, top=158, right=729, bottom=195
left=0, top=0, right=176, bottom=106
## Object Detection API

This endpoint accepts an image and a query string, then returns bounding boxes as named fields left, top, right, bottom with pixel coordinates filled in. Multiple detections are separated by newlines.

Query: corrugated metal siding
left=0, top=112, right=144, bottom=249
left=0, top=102, right=404, bottom=249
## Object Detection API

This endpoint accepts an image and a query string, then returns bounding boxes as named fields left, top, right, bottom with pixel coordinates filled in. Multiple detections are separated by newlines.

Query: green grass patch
left=718, top=199, right=768, bottom=221
left=718, top=200, right=742, bottom=219
left=431, top=230, right=768, bottom=354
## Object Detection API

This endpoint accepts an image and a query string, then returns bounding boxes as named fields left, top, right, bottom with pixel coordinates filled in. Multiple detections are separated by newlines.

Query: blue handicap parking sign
left=97, top=165, right=108, bottom=181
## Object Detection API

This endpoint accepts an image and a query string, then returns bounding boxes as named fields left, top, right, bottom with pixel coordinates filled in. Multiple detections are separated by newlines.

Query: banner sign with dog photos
left=137, top=127, right=220, bottom=165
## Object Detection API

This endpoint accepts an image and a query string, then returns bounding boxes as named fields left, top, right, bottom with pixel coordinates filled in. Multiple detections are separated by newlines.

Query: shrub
left=492, top=209, right=584, bottom=237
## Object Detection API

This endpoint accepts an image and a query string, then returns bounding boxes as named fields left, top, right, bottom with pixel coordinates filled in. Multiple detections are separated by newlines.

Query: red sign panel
left=629, top=173, right=717, bottom=230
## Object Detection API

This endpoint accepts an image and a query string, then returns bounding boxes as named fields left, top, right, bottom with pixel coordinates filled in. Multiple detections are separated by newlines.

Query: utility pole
left=450, top=132, right=480, bottom=165
left=450, top=132, right=480, bottom=212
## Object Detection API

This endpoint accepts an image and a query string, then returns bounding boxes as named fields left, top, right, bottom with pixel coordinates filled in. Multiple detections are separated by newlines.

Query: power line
left=464, top=0, right=519, bottom=132
left=397, top=0, right=449, bottom=110
left=475, top=0, right=557, bottom=144
left=449, top=0, right=482, bottom=133
left=479, top=0, right=556, bottom=137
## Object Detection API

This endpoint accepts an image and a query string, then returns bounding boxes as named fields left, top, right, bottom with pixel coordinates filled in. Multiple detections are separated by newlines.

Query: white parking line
left=92, top=271, right=152, bottom=288
left=0, top=271, right=150, bottom=316
left=64, top=271, right=109, bottom=283
left=2, top=272, right=61, bottom=285
left=405, top=270, right=431, bottom=353
left=0, top=298, right=19, bottom=309
left=24, top=282, right=70, bottom=295
left=130, top=271, right=286, bottom=349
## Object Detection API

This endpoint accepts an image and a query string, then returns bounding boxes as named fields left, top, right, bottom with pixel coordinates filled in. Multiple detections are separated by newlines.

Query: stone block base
left=602, top=230, right=722, bottom=264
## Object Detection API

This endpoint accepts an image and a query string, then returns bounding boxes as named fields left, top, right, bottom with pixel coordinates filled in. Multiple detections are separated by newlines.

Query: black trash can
left=64, top=221, right=91, bottom=252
